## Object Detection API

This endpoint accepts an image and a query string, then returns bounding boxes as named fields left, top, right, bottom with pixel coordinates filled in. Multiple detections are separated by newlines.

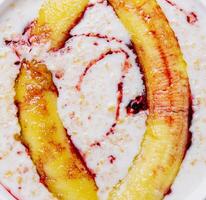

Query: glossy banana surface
left=108, top=0, right=190, bottom=199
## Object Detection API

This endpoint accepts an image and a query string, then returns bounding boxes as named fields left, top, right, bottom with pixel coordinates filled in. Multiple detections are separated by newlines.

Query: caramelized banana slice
left=15, top=60, right=97, bottom=200
left=108, top=0, right=190, bottom=199
left=31, top=0, right=89, bottom=48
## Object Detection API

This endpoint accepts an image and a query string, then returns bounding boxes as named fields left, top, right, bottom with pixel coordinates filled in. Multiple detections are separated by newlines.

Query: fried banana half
left=15, top=60, right=97, bottom=200
left=108, top=0, right=191, bottom=199
left=15, top=0, right=98, bottom=199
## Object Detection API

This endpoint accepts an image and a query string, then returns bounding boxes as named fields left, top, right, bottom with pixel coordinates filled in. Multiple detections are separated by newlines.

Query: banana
left=15, top=0, right=98, bottom=199
left=31, top=0, right=89, bottom=49
left=15, top=60, right=97, bottom=200
left=108, top=0, right=190, bottom=199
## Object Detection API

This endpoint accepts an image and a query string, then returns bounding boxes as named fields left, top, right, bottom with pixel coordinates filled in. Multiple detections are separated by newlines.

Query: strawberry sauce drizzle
left=105, top=80, right=124, bottom=136
left=73, top=32, right=147, bottom=143
left=72, top=33, right=123, bottom=44
left=0, top=182, right=20, bottom=200
left=76, top=49, right=129, bottom=90
left=163, top=0, right=198, bottom=24
left=76, top=48, right=131, bottom=136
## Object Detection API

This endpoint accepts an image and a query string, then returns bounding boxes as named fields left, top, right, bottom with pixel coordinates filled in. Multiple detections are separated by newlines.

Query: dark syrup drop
left=186, top=12, right=198, bottom=25
left=126, top=95, right=147, bottom=115
left=108, top=155, right=116, bottom=164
